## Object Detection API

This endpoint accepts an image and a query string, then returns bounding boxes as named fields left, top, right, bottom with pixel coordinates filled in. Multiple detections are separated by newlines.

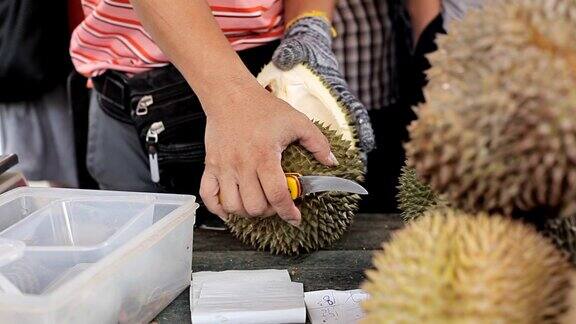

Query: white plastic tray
left=0, top=188, right=197, bottom=323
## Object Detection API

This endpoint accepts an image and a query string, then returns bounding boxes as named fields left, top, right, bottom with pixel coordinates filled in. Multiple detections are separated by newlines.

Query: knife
left=285, top=173, right=368, bottom=200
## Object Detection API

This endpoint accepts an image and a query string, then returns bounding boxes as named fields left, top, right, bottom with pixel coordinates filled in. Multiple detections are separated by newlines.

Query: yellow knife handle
left=285, top=173, right=302, bottom=200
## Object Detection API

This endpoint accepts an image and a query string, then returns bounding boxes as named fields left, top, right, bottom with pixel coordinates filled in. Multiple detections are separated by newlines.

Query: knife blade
left=286, top=173, right=368, bottom=200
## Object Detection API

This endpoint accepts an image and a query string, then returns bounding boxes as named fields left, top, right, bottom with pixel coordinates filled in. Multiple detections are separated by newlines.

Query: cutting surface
left=154, top=213, right=403, bottom=323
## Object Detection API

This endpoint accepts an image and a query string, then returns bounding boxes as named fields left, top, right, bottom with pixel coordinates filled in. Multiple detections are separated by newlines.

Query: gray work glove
left=272, top=16, right=376, bottom=154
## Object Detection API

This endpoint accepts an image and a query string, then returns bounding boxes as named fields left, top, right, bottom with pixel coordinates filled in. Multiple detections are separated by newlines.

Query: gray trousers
left=0, top=84, right=78, bottom=187
left=87, top=92, right=157, bottom=192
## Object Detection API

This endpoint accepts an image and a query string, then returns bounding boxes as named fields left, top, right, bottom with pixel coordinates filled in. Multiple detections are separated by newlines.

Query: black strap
left=92, top=71, right=134, bottom=124
left=90, top=40, right=280, bottom=124
left=68, top=71, right=99, bottom=189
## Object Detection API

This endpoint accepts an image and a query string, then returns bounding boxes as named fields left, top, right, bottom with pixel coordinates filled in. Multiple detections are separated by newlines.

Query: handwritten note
left=304, top=289, right=369, bottom=324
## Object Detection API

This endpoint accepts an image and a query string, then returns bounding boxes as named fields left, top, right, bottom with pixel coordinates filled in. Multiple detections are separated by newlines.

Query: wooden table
left=155, top=213, right=403, bottom=323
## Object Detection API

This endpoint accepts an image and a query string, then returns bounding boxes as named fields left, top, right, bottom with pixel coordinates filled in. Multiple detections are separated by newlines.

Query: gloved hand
left=272, top=15, right=376, bottom=154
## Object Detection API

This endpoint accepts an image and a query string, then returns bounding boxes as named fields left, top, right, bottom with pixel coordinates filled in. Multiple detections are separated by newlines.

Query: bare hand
left=199, top=84, right=338, bottom=226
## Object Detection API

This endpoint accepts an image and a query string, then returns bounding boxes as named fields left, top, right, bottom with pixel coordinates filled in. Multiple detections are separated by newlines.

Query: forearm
left=130, top=0, right=260, bottom=115
left=283, top=0, right=336, bottom=22
left=407, top=0, right=441, bottom=43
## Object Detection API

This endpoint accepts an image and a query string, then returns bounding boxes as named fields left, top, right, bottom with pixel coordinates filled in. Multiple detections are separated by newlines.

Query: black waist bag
left=93, top=41, right=278, bottom=194
left=93, top=65, right=207, bottom=194
left=131, top=66, right=206, bottom=194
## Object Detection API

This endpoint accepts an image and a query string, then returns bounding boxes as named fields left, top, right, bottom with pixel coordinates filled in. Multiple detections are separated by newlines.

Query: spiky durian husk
left=399, top=165, right=576, bottom=265
left=361, top=209, right=572, bottom=324
left=397, top=165, right=448, bottom=221
left=405, top=0, right=576, bottom=219
left=226, top=123, right=364, bottom=254
left=543, top=215, right=576, bottom=265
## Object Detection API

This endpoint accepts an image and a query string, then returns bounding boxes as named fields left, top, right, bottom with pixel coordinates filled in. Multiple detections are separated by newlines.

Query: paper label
left=304, top=289, right=369, bottom=324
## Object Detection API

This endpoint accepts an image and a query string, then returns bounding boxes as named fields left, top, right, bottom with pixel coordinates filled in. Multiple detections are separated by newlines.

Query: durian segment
left=361, top=209, right=572, bottom=324
left=406, top=0, right=576, bottom=218
left=226, top=124, right=364, bottom=254
left=257, top=63, right=357, bottom=147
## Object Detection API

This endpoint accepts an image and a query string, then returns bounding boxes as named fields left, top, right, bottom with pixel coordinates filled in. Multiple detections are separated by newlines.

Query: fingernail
left=287, top=219, right=301, bottom=227
left=329, top=152, right=340, bottom=166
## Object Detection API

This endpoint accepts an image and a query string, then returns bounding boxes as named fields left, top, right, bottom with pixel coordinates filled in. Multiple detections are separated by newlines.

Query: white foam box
left=0, top=188, right=198, bottom=323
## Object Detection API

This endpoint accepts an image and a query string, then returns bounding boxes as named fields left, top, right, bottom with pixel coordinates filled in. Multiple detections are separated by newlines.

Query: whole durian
left=399, top=165, right=576, bottom=266
left=397, top=165, right=447, bottom=221
left=226, top=63, right=365, bottom=254
left=361, top=209, right=572, bottom=323
left=405, top=0, right=576, bottom=218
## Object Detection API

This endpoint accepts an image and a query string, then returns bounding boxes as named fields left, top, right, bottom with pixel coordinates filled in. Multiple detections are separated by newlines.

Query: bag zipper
left=140, top=113, right=204, bottom=140
left=132, top=82, right=191, bottom=116
left=146, top=121, right=165, bottom=183
left=135, top=95, right=154, bottom=116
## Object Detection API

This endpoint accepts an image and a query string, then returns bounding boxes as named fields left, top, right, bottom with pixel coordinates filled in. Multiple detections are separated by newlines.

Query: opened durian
left=225, top=63, right=365, bottom=254
left=257, top=63, right=357, bottom=147
left=361, top=209, right=572, bottom=323
left=405, top=0, right=576, bottom=219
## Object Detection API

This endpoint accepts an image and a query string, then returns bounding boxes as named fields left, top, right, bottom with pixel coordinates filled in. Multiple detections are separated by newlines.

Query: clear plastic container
left=0, top=188, right=197, bottom=323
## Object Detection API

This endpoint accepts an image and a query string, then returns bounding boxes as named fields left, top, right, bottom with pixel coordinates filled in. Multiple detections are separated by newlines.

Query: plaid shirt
left=333, top=0, right=485, bottom=111
left=333, top=0, right=398, bottom=111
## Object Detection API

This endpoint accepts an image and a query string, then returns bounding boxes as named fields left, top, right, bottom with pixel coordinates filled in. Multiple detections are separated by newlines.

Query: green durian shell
left=397, top=165, right=448, bottom=221
left=226, top=123, right=364, bottom=255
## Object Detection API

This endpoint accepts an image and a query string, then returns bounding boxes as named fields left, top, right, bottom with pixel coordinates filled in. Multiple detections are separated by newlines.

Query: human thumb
left=296, top=119, right=339, bottom=167
left=272, top=39, right=308, bottom=71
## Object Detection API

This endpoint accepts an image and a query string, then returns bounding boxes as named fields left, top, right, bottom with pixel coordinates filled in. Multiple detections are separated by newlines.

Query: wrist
left=200, top=75, right=265, bottom=118
left=285, top=14, right=337, bottom=38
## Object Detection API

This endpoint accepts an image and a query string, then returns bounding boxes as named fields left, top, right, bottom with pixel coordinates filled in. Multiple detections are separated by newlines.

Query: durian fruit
left=543, top=215, right=576, bottom=265
left=405, top=0, right=576, bottom=219
left=397, top=165, right=447, bottom=221
left=226, top=63, right=365, bottom=254
left=399, top=165, right=576, bottom=266
left=361, top=209, right=572, bottom=324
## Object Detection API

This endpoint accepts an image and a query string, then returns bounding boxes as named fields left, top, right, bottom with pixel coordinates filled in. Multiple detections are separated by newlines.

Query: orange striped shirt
left=70, top=0, right=284, bottom=76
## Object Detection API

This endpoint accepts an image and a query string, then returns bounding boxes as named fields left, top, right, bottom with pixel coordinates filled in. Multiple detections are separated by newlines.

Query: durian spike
left=397, top=165, right=448, bottom=221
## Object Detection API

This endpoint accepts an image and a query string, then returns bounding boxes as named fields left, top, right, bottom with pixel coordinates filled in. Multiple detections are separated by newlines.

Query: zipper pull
left=146, top=121, right=165, bottom=183
left=136, top=95, right=154, bottom=116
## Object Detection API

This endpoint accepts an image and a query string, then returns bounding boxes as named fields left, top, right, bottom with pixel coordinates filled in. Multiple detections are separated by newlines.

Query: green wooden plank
left=193, top=213, right=402, bottom=252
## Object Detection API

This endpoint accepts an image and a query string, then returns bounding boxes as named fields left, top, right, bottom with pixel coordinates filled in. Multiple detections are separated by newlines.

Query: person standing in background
left=406, top=0, right=485, bottom=104
left=0, top=0, right=79, bottom=188
left=331, top=0, right=407, bottom=213
left=330, top=0, right=484, bottom=213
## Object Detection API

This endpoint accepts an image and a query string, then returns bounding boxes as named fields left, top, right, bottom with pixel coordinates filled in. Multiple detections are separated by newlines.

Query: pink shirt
left=70, top=0, right=283, bottom=76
